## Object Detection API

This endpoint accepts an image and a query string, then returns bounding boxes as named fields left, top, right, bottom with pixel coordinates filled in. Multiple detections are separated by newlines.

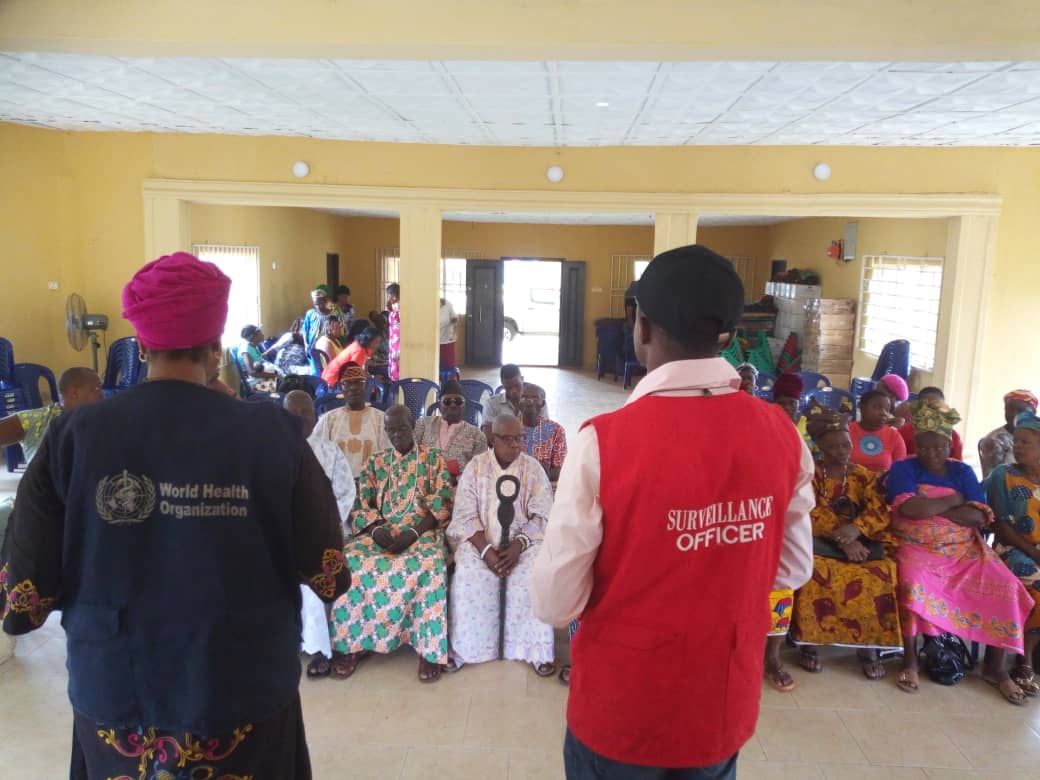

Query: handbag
left=920, top=632, right=974, bottom=686
left=812, top=536, right=886, bottom=561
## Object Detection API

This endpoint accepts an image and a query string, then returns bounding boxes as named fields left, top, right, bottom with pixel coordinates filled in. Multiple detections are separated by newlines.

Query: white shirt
left=531, top=357, right=815, bottom=626
left=439, top=300, right=457, bottom=345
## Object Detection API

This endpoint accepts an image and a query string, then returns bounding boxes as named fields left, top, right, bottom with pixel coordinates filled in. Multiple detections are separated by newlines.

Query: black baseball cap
left=633, top=244, right=744, bottom=342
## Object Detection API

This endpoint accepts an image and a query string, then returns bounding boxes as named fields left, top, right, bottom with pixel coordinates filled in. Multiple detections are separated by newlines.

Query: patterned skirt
left=330, top=531, right=449, bottom=664
left=791, top=555, right=902, bottom=649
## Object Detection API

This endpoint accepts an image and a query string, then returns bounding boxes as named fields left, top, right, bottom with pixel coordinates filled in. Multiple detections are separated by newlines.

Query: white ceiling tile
left=1, top=53, right=1038, bottom=147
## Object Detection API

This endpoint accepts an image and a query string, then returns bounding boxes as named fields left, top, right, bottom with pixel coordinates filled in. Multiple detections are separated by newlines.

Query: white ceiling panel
left=2, top=53, right=1039, bottom=146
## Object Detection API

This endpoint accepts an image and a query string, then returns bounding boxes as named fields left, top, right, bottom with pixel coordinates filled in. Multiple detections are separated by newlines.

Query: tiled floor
left=3, top=368, right=1040, bottom=778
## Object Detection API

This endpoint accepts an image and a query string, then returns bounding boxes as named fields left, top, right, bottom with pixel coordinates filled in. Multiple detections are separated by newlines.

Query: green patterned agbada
left=330, top=445, right=454, bottom=663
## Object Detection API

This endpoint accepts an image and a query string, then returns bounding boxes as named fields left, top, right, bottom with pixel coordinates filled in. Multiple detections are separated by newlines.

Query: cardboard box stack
left=803, top=298, right=856, bottom=390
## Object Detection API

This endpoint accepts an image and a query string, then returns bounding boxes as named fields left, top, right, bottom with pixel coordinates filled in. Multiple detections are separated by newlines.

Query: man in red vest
left=532, top=244, right=815, bottom=779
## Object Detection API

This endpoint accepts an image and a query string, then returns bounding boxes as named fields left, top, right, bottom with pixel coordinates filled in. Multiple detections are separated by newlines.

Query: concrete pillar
left=398, top=205, right=442, bottom=381
left=143, top=195, right=191, bottom=259
left=652, top=212, right=699, bottom=256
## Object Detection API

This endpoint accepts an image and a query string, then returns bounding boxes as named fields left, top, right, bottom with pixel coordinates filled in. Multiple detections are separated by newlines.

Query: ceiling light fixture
left=546, top=165, right=565, bottom=183
left=292, top=161, right=310, bottom=178
left=813, top=162, right=832, bottom=181
left=595, top=101, right=610, bottom=108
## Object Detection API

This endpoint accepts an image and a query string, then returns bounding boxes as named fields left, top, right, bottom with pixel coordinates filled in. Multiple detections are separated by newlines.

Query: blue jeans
left=564, top=730, right=737, bottom=780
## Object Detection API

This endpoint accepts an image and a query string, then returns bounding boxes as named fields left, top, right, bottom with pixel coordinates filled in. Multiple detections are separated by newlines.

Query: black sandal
left=306, top=655, right=331, bottom=679
left=558, top=665, right=571, bottom=686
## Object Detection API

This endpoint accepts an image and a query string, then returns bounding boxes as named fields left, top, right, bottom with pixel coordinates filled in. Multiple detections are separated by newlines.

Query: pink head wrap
left=878, top=374, right=909, bottom=402
left=122, top=252, right=231, bottom=350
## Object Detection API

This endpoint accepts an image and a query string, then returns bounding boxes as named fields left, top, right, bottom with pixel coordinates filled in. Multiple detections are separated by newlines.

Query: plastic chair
left=102, top=337, right=144, bottom=397
left=795, top=371, right=831, bottom=412
left=426, top=399, right=483, bottom=427
left=316, top=393, right=346, bottom=416
left=871, top=339, right=911, bottom=381
left=850, top=377, right=877, bottom=408
left=228, top=346, right=252, bottom=398
left=13, top=363, right=59, bottom=408
left=0, top=337, right=15, bottom=388
left=810, top=387, right=856, bottom=416
left=309, top=348, right=330, bottom=377
left=1, top=384, right=27, bottom=472
left=595, top=322, right=624, bottom=381
left=458, top=379, right=494, bottom=407
left=244, top=392, right=281, bottom=404
left=367, top=377, right=390, bottom=410
left=624, top=359, right=647, bottom=390
left=390, top=378, right=439, bottom=420
left=295, top=375, right=329, bottom=399
left=439, top=366, right=461, bottom=385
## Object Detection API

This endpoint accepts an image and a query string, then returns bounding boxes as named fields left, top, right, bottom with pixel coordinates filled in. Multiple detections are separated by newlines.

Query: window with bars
left=193, top=243, right=261, bottom=346
left=859, top=255, right=944, bottom=372
left=609, top=254, right=651, bottom=317
left=375, top=248, right=478, bottom=315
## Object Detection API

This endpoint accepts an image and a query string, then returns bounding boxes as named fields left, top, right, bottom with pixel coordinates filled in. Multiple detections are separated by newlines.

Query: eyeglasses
left=441, top=397, right=465, bottom=407
left=493, top=434, right=523, bottom=445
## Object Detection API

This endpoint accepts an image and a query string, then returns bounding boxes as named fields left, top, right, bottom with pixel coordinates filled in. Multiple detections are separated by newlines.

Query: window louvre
left=859, top=254, right=944, bottom=372
left=192, top=244, right=261, bottom=347
left=609, top=254, right=651, bottom=317
left=374, top=247, right=478, bottom=315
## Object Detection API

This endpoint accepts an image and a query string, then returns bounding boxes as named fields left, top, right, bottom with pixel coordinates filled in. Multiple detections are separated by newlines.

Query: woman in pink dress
left=387, top=283, right=401, bottom=381
left=887, top=401, right=1034, bottom=704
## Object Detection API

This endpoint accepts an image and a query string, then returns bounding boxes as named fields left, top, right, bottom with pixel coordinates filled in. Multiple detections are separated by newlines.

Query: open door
left=465, top=259, right=503, bottom=367
left=558, top=260, right=586, bottom=367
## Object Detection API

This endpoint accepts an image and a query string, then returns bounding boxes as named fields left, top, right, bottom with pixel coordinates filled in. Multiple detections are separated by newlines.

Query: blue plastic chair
left=1, top=382, right=27, bottom=471
left=458, top=379, right=494, bottom=407
left=871, top=339, right=911, bottom=381
left=0, top=337, right=15, bottom=388
left=390, top=378, right=439, bottom=420
left=309, top=348, right=330, bottom=377
left=426, top=399, right=483, bottom=427
left=595, top=322, right=625, bottom=381
left=316, top=393, right=346, bottom=416
left=624, top=359, right=647, bottom=390
left=850, top=377, right=877, bottom=408
left=102, top=337, right=144, bottom=397
left=795, top=371, right=831, bottom=412
left=754, top=371, right=775, bottom=400
left=13, top=363, right=59, bottom=408
left=439, top=366, right=461, bottom=385
left=366, top=377, right=390, bottom=411
left=810, top=386, right=856, bottom=416
left=244, top=392, right=281, bottom=404
left=295, top=375, right=329, bottom=399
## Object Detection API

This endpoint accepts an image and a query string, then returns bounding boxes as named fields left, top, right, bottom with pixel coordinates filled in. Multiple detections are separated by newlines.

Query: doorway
left=502, top=258, right=562, bottom=367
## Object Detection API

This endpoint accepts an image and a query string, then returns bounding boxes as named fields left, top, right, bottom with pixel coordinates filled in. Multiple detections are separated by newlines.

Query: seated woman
left=849, top=389, right=907, bottom=473
left=237, top=324, right=278, bottom=392
left=518, top=383, right=567, bottom=483
left=888, top=401, right=1034, bottom=703
left=328, top=405, right=454, bottom=684
left=980, top=389, right=1038, bottom=478
left=312, top=315, right=345, bottom=361
left=875, top=374, right=910, bottom=429
left=322, top=326, right=383, bottom=387
left=895, top=386, right=964, bottom=461
left=773, top=372, right=813, bottom=452
left=791, top=412, right=902, bottom=680
left=987, top=408, right=1040, bottom=697
left=414, top=380, right=488, bottom=482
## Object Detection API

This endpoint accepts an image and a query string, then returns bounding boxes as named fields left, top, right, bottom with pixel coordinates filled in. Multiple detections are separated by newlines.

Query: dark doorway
left=465, top=260, right=503, bottom=367
left=326, top=253, right=340, bottom=292
left=558, top=261, right=586, bottom=367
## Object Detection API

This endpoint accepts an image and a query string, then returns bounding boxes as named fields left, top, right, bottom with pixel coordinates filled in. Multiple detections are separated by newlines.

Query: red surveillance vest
left=568, top=392, right=804, bottom=768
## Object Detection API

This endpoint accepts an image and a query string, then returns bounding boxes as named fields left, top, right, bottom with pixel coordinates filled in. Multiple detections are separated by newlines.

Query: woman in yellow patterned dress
left=792, top=412, right=902, bottom=680
left=329, top=405, right=454, bottom=684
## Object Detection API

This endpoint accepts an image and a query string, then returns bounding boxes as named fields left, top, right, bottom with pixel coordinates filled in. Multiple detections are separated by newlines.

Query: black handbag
left=920, top=632, right=974, bottom=686
left=812, top=536, right=886, bottom=561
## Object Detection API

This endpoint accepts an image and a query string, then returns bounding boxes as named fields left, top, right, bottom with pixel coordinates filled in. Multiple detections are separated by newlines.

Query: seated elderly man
left=310, top=362, right=391, bottom=478
left=283, top=391, right=356, bottom=680
left=329, top=405, right=454, bottom=683
left=446, top=414, right=556, bottom=676
left=481, top=364, right=549, bottom=445
left=519, top=383, right=567, bottom=483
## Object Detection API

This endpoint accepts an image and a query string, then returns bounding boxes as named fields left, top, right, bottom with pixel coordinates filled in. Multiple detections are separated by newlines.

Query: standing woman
left=987, top=408, right=1040, bottom=696
left=0, top=252, right=349, bottom=777
left=387, top=282, right=402, bottom=382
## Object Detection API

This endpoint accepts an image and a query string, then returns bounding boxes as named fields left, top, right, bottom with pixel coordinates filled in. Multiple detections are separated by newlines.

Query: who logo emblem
left=95, top=470, right=156, bottom=525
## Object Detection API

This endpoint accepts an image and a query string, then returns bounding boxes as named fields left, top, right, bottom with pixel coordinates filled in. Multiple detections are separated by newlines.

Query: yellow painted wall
left=766, top=217, right=951, bottom=384
left=1, top=122, right=1038, bottom=444
left=189, top=204, right=351, bottom=336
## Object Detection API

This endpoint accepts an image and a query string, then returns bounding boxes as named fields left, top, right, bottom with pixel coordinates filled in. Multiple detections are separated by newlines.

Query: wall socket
left=48, top=281, right=59, bottom=290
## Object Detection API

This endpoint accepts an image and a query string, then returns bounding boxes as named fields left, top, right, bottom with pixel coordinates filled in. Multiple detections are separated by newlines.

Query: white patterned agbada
left=309, top=405, right=391, bottom=477
left=447, top=450, right=555, bottom=666
left=300, top=436, right=356, bottom=659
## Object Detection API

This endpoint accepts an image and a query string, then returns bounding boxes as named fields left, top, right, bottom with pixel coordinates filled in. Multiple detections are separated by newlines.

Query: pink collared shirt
left=531, top=357, right=816, bottom=626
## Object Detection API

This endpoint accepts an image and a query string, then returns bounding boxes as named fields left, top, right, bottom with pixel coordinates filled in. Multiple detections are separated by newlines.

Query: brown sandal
left=330, top=651, right=367, bottom=680
left=798, top=648, right=822, bottom=674
left=896, top=668, right=919, bottom=693
left=986, top=676, right=1028, bottom=706
left=1010, top=665, right=1040, bottom=696
left=533, top=662, right=556, bottom=678
left=767, top=665, right=796, bottom=692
